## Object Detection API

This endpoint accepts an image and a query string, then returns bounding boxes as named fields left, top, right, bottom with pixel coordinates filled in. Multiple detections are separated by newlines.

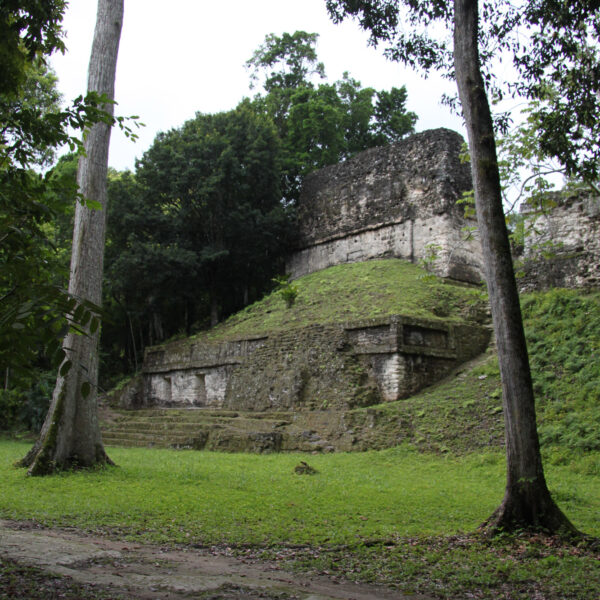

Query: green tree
left=106, top=100, right=291, bottom=349
left=249, top=31, right=417, bottom=201
left=0, top=14, right=85, bottom=390
left=512, top=2, right=600, bottom=186
left=325, top=0, right=598, bottom=535
left=99, top=33, right=419, bottom=377
left=246, top=30, right=326, bottom=94
left=0, top=1, right=66, bottom=96
left=1, top=2, right=135, bottom=394
left=104, top=169, right=202, bottom=367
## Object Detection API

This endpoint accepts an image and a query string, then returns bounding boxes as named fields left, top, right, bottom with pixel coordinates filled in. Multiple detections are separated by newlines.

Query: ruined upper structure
left=517, top=192, right=600, bottom=292
left=287, top=128, right=484, bottom=284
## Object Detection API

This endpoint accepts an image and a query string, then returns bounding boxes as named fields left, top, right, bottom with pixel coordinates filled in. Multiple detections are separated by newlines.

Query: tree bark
left=20, top=0, right=124, bottom=475
left=453, top=0, right=577, bottom=534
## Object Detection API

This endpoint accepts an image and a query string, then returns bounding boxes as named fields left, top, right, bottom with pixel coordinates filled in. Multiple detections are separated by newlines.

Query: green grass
left=345, top=350, right=506, bottom=453
left=183, top=259, right=487, bottom=344
left=1, top=442, right=598, bottom=545
left=523, top=289, right=600, bottom=451
left=2, top=441, right=598, bottom=599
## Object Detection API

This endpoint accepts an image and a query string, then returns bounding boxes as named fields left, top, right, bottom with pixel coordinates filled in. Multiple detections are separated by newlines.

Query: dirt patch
left=0, top=520, right=425, bottom=599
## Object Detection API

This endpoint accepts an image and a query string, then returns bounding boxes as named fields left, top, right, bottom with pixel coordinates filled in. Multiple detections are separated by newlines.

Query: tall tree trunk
left=20, top=0, right=124, bottom=475
left=453, top=0, right=577, bottom=534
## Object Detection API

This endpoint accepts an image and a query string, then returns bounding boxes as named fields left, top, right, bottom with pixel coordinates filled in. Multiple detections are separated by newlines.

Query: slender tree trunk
left=20, top=0, right=124, bottom=475
left=127, top=311, right=138, bottom=372
left=139, top=322, right=145, bottom=359
left=209, top=289, right=219, bottom=328
left=453, top=0, right=576, bottom=534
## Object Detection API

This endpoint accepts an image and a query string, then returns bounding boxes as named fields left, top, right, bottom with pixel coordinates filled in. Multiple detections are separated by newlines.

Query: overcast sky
left=50, top=0, right=464, bottom=172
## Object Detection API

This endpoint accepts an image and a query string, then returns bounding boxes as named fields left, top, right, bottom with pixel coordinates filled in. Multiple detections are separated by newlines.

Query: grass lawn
left=1, top=440, right=598, bottom=599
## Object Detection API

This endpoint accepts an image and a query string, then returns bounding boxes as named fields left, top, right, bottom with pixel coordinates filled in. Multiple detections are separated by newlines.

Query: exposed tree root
left=480, top=484, right=582, bottom=539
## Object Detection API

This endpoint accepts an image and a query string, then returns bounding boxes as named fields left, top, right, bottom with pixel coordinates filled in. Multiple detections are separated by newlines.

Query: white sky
left=50, top=0, right=465, bottom=172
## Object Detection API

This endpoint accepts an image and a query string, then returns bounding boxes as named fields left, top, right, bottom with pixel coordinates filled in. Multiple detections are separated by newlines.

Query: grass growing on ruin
left=186, top=259, right=487, bottom=343
left=345, top=288, right=600, bottom=454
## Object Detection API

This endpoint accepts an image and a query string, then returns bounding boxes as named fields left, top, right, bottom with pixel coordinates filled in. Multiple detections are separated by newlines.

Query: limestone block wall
left=518, top=193, right=600, bottom=291
left=143, top=336, right=267, bottom=408
left=138, top=317, right=490, bottom=412
left=345, top=317, right=489, bottom=401
left=287, top=128, right=484, bottom=283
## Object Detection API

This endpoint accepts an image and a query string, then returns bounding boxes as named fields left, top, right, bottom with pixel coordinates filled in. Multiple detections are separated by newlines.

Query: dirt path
left=0, top=520, right=426, bottom=600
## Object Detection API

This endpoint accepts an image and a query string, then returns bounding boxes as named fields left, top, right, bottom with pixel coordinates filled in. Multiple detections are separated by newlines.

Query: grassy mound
left=347, top=287, right=600, bottom=456
left=190, top=259, right=488, bottom=343
left=130, top=263, right=598, bottom=460
left=525, top=289, right=600, bottom=452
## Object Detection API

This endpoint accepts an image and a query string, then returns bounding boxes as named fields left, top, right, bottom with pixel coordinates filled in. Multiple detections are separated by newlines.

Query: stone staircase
left=101, top=407, right=353, bottom=453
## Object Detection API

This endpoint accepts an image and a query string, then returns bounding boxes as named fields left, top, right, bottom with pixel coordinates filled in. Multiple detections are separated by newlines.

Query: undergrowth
left=523, top=289, right=600, bottom=451
left=265, top=533, right=600, bottom=600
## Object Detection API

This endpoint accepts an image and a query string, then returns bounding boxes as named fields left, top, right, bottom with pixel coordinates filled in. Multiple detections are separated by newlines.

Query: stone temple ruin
left=118, top=129, right=487, bottom=408
left=104, top=128, right=599, bottom=452
left=141, top=317, right=490, bottom=413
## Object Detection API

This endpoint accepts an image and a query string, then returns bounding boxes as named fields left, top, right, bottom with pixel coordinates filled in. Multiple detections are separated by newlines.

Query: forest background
left=1, top=10, right=424, bottom=430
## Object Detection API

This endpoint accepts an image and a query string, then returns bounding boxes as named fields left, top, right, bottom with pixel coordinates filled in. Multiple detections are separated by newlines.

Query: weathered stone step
left=103, top=428, right=291, bottom=452
left=112, top=409, right=294, bottom=421
left=103, top=431, right=197, bottom=443
left=103, top=436, right=182, bottom=449
left=109, top=415, right=291, bottom=426
left=105, top=417, right=290, bottom=434
left=101, top=406, right=351, bottom=453
left=103, top=423, right=211, bottom=435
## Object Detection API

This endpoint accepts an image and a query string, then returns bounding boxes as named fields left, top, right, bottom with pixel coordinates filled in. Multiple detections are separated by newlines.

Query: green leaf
left=89, top=317, right=100, bottom=334
left=52, top=348, right=66, bottom=369
left=84, top=198, right=102, bottom=210
left=59, top=360, right=72, bottom=376
left=73, top=304, right=85, bottom=322
left=80, top=310, right=92, bottom=327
